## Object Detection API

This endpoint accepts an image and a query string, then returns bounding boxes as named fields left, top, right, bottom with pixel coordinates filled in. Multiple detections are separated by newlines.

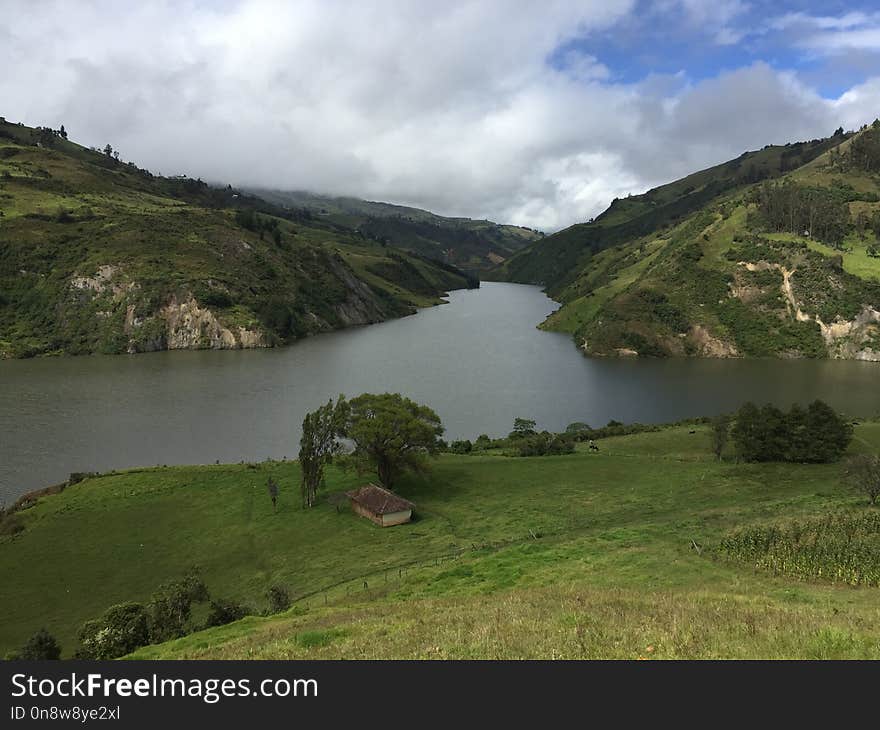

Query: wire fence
left=286, top=515, right=615, bottom=611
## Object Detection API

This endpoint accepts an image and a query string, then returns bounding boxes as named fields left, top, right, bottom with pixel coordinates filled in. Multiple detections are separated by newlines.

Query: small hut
left=346, top=484, right=414, bottom=527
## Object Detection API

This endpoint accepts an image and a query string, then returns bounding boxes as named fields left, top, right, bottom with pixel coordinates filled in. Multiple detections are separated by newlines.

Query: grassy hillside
left=2, top=421, right=879, bottom=659
left=502, top=125, right=880, bottom=360
left=0, top=118, right=473, bottom=358
left=249, top=189, right=543, bottom=272
left=501, top=133, right=851, bottom=291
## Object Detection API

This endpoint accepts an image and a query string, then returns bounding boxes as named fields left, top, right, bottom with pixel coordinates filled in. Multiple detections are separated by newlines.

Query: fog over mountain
left=4, top=0, right=880, bottom=230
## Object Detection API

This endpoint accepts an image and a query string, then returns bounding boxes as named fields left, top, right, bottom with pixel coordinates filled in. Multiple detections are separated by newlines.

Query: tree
left=343, top=393, right=443, bottom=489
left=710, top=414, right=730, bottom=460
left=103, top=143, right=113, bottom=158
left=147, top=567, right=209, bottom=642
left=20, top=628, right=61, bottom=660
left=474, top=434, right=493, bottom=450
left=204, top=598, right=247, bottom=628
left=731, top=402, right=762, bottom=462
left=266, top=585, right=291, bottom=613
left=510, top=418, right=537, bottom=438
left=805, top=400, right=852, bottom=462
left=843, top=453, right=880, bottom=506
left=58, top=124, right=67, bottom=139
left=757, top=404, right=788, bottom=461
left=299, top=396, right=347, bottom=508
left=565, top=422, right=591, bottom=435
left=784, top=403, right=810, bottom=462
left=235, top=208, right=257, bottom=231
left=514, top=431, right=574, bottom=457
left=76, top=603, right=150, bottom=659
left=731, top=400, right=851, bottom=464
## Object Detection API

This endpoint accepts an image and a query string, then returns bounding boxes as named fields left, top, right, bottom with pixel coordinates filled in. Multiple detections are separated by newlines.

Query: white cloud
left=771, top=11, right=877, bottom=32
left=769, top=10, right=880, bottom=55
left=654, top=0, right=750, bottom=45
left=803, top=28, right=880, bottom=53
left=1, top=1, right=879, bottom=232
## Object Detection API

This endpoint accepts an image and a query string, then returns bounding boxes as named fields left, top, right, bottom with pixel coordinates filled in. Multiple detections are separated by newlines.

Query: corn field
left=713, top=511, right=880, bottom=587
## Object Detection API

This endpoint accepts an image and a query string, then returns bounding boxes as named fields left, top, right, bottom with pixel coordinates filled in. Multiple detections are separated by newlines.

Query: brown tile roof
left=346, top=484, right=415, bottom=515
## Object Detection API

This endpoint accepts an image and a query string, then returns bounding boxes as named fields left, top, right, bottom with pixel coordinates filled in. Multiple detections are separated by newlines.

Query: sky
left=3, top=1, right=880, bottom=231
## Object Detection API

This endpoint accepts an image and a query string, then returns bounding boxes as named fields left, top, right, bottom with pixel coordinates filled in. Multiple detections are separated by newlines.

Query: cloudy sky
left=3, top=1, right=880, bottom=230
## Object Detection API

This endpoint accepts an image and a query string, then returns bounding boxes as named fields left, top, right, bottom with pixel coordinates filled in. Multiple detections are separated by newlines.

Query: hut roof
left=346, top=484, right=415, bottom=515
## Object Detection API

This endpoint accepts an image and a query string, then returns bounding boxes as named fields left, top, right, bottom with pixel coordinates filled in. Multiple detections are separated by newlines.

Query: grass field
left=2, top=422, right=880, bottom=659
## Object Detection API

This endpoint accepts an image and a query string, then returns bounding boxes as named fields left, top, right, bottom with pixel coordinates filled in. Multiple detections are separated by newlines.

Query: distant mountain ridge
left=0, top=118, right=475, bottom=359
left=247, top=188, right=543, bottom=272
left=499, top=124, right=880, bottom=360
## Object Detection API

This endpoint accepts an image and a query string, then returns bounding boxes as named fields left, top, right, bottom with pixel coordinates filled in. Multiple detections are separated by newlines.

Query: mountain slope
left=502, top=125, right=880, bottom=360
left=502, top=133, right=852, bottom=291
left=247, top=188, right=542, bottom=272
left=0, top=118, right=475, bottom=359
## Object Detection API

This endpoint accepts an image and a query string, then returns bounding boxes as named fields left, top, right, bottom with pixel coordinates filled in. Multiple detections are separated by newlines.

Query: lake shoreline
left=4, top=282, right=880, bottom=505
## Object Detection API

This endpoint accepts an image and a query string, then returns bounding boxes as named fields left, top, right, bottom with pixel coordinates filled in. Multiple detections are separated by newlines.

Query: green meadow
left=2, top=422, right=880, bottom=659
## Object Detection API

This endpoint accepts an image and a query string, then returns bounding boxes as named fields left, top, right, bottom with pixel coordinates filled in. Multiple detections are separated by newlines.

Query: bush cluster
left=512, top=432, right=575, bottom=457
left=71, top=567, right=270, bottom=659
left=731, top=400, right=852, bottom=463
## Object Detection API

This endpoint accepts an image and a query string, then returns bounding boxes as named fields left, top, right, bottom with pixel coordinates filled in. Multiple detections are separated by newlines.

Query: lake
left=2, top=281, right=879, bottom=503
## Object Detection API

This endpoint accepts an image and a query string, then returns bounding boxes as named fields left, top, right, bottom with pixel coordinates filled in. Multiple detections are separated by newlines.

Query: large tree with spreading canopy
left=343, top=393, right=443, bottom=489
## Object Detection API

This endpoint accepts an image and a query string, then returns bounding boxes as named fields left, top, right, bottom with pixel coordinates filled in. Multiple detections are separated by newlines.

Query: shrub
left=565, top=422, right=591, bottom=434
left=473, top=434, right=493, bottom=450
left=204, top=599, right=248, bottom=628
left=148, top=567, right=209, bottom=642
left=76, top=603, right=150, bottom=659
left=0, top=509, right=24, bottom=537
left=54, top=207, right=74, bottom=224
left=234, top=208, right=257, bottom=231
left=266, top=585, right=291, bottom=614
left=68, top=472, right=98, bottom=485
left=514, top=432, right=575, bottom=457
left=197, top=290, right=234, bottom=309
left=843, top=454, right=880, bottom=506
left=20, top=628, right=61, bottom=660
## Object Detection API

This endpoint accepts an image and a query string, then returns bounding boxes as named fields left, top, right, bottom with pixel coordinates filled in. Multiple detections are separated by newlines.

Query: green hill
left=248, top=188, right=543, bottom=272
left=1, top=421, right=879, bottom=659
left=501, top=125, right=880, bottom=360
left=0, top=118, right=474, bottom=359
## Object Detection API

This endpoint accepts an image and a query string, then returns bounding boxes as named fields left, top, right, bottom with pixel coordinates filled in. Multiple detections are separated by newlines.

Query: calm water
left=1, top=282, right=879, bottom=503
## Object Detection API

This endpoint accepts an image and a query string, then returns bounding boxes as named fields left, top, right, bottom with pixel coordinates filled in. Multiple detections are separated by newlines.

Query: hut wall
left=380, top=509, right=412, bottom=527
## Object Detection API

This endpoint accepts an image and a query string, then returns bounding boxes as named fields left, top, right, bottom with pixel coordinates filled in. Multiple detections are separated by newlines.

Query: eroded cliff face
left=735, top=261, right=880, bottom=362
left=818, top=306, right=880, bottom=361
left=688, top=324, right=739, bottom=358
left=62, top=258, right=416, bottom=356
left=68, top=265, right=267, bottom=354
left=151, top=295, right=266, bottom=352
